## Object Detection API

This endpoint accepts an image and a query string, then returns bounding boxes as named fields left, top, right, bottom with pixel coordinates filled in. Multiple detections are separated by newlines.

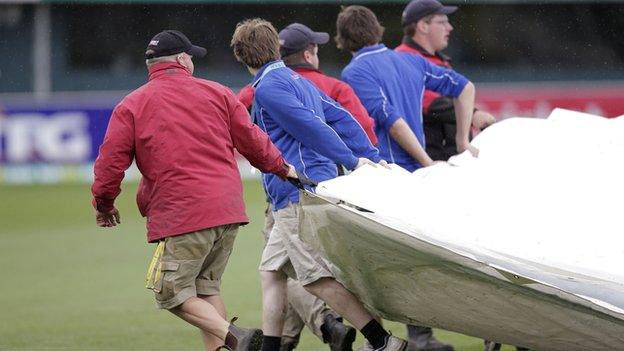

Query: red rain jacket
left=92, top=62, right=288, bottom=242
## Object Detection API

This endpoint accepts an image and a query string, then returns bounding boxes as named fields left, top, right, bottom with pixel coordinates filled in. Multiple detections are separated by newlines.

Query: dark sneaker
left=322, top=315, right=357, bottom=351
left=407, top=326, right=453, bottom=351
left=224, top=318, right=264, bottom=351
left=376, top=336, right=408, bottom=351
left=407, top=338, right=454, bottom=351
left=280, top=335, right=300, bottom=351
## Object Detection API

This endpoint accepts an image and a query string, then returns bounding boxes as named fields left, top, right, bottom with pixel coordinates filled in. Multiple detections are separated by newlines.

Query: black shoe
left=406, top=326, right=453, bottom=351
left=322, top=315, right=357, bottom=351
left=280, top=335, right=300, bottom=351
left=225, top=318, right=264, bottom=351
left=483, top=340, right=501, bottom=351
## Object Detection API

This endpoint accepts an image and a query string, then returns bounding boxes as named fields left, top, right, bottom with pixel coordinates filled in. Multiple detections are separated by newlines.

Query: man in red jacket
left=238, top=23, right=378, bottom=146
left=91, top=30, right=296, bottom=351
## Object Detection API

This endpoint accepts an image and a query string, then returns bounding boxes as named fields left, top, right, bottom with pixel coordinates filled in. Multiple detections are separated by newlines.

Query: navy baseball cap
left=402, top=0, right=457, bottom=26
left=278, top=23, right=330, bottom=57
left=145, top=30, right=207, bottom=59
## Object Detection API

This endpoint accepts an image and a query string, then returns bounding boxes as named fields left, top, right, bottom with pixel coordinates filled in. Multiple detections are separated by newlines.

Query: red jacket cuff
left=275, top=160, right=290, bottom=180
left=92, top=198, right=114, bottom=213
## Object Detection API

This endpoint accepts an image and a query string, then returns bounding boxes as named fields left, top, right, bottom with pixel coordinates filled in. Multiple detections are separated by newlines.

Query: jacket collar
left=288, top=62, right=321, bottom=73
left=353, top=43, right=388, bottom=60
left=252, top=60, right=286, bottom=87
left=401, top=36, right=451, bottom=63
left=148, top=61, right=191, bottom=80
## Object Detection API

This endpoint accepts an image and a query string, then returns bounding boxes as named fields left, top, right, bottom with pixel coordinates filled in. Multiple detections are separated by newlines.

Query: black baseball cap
left=278, top=23, right=330, bottom=57
left=145, top=30, right=207, bottom=59
left=402, top=0, right=457, bottom=26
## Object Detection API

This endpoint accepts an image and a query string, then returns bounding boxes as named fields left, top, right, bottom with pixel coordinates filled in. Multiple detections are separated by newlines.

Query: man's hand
left=472, top=110, right=496, bottom=131
left=458, top=142, right=480, bottom=157
left=286, top=164, right=298, bottom=179
left=96, top=208, right=121, bottom=227
left=355, top=158, right=377, bottom=169
left=378, top=160, right=392, bottom=169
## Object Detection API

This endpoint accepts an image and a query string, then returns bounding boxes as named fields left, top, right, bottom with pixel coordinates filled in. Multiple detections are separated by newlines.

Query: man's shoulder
left=341, top=59, right=364, bottom=78
left=257, top=69, right=298, bottom=93
left=118, top=82, right=151, bottom=109
left=395, top=51, right=428, bottom=68
left=190, top=76, right=233, bottom=95
left=300, top=69, right=342, bottom=87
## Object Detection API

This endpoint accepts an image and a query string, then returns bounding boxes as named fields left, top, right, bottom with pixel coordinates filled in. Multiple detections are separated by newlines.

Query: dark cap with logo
left=278, top=23, right=330, bottom=57
left=402, top=0, right=457, bottom=26
left=145, top=30, right=207, bottom=59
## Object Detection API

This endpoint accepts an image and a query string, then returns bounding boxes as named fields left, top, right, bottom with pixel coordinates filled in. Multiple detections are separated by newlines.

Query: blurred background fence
left=1, top=0, right=623, bottom=184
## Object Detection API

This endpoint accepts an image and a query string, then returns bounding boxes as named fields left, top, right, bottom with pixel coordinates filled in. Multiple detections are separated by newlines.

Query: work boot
left=280, top=335, right=300, bottom=351
left=483, top=340, right=501, bottom=351
left=376, top=335, right=408, bottom=351
left=224, top=318, right=264, bottom=351
left=321, top=315, right=357, bottom=351
left=406, top=325, right=453, bottom=351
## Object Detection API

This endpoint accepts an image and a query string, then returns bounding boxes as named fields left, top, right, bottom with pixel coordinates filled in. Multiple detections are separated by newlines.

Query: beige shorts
left=260, top=203, right=333, bottom=286
left=145, top=224, right=239, bottom=310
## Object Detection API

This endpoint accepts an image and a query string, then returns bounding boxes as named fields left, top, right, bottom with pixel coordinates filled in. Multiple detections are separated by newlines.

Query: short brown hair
left=281, top=44, right=315, bottom=66
left=403, top=14, right=435, bottom=37
left=335, top=6, right=385, bottom=53
left=231, top=18, right=281, bottom=69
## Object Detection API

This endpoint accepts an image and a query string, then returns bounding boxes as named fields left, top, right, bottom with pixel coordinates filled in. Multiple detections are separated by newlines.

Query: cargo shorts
left=145, top=224, right=239, bottom=310
left=259, top=202, right=334, bottom=286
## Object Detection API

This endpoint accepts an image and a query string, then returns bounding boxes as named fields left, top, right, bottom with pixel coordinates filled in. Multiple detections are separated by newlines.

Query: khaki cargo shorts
left=145, top=224, right=239, bottom=310
left=260, top=202, right=333, bottom=286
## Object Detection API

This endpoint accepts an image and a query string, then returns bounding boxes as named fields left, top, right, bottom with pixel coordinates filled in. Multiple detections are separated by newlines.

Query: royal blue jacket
left=341, top=44, right=469, bottom=172
left=252, top=61, right=381, bottom=210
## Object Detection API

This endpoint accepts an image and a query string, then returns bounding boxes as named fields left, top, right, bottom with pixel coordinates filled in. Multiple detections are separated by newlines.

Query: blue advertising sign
left=1, top=107, right=112, bottom=165
left=0, top=105, right=145, bottom=184
left=0, top=104, right=256, bottom=183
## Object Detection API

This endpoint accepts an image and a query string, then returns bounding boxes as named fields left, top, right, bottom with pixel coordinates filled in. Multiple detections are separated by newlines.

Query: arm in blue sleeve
left=317, top=91, right=381, bottom=163
left=256, top=81, right=359, bottom=170
left=342, top=66, right=402, bottom=131
left=403, top=53, right=469, bottom=98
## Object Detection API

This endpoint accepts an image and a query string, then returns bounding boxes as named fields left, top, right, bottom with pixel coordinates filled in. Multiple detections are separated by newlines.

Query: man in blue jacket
left=231, top=18, right=407, bottom=351
left=337, top=5, right=479, bottom=173
left=336, top=6, right=480, bottom=351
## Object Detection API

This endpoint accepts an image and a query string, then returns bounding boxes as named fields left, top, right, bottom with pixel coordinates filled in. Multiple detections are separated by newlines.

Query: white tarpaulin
left=299, top=109, right=624, bottom=351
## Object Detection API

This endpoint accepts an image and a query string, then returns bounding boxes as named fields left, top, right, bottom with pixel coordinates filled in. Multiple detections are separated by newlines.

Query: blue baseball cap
left=402, top=0, right=457, bottom=26
left=278, top=23, right=329, bottom=57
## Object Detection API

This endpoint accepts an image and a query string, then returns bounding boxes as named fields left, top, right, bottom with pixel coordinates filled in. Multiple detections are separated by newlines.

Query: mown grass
left=0, top=181, right=511, bottom=350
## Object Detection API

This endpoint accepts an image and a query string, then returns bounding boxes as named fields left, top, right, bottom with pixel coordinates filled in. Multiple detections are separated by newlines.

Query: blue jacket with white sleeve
left=252, top=60, right=381, bottom=210
left=341, top=44, right=469, bottom=172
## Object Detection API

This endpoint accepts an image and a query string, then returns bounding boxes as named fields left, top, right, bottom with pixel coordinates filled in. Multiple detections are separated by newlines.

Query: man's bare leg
left=170, top=296, right=230, bottom=343
left=261, top=270, right=288, bottom=337
left=304, top=277, right=407, bottom=351
left=304, top=277, right=373, bottom=330
left=199, top=294, right=227, bottom=351
left=171, top=296, right=263, bottom=351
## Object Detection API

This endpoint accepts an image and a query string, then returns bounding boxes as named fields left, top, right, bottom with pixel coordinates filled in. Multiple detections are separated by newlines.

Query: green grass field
left=0, top=181, right=514, bottom=351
